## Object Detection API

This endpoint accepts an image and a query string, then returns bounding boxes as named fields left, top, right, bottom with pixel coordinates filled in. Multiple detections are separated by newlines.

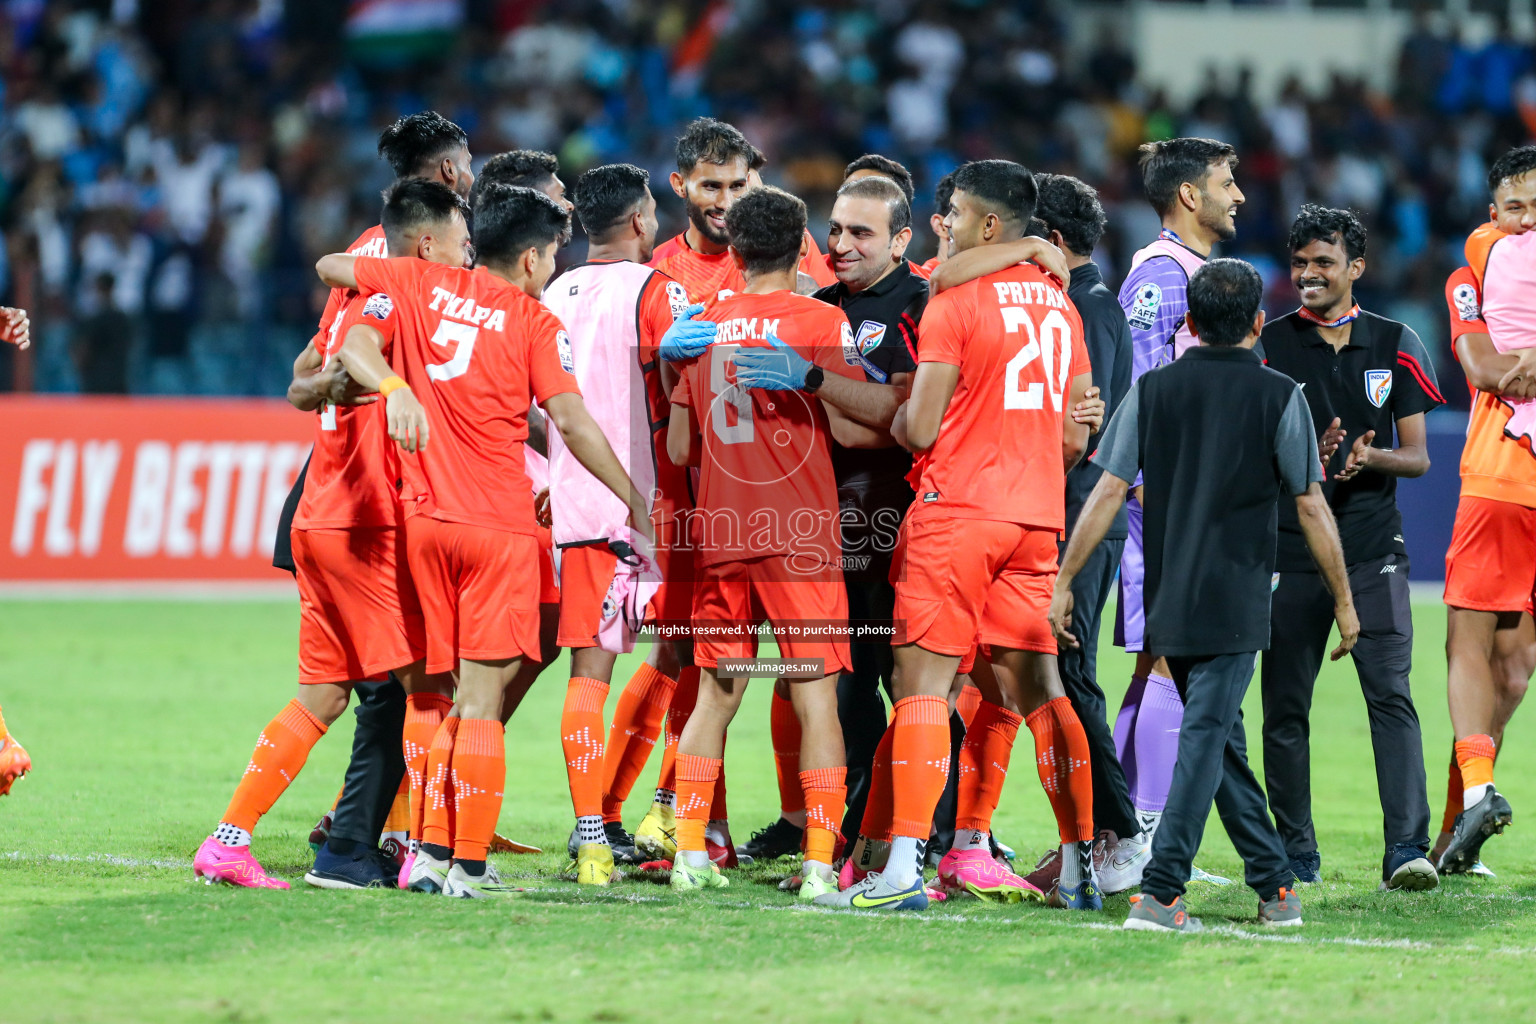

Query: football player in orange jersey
left=827, top=161, right=1098, bottom=911
left=195, top=180, right=474, bottom=891
left=664, top=186, right=877, bottom=898
left=319, top=185, right=653, bottom=898
left=1435, top=146, right=1536, bottom=875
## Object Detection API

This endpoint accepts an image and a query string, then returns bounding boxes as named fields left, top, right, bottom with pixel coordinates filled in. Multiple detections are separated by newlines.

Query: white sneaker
left=406, top=849, right=451, bottom=894
left=1093, top=831, right=1152, bottom=894
left=442, top=861, right=524, bottom=899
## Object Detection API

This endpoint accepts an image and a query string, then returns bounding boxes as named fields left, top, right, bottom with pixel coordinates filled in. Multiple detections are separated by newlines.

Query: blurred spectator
left=73, top=272, right=129, bottom=394
left=0, top=0, right=1527, bottom=408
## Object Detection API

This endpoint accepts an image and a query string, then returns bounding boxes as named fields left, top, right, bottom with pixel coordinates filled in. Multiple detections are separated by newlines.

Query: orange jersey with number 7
left=352, top=256, right=581, bottom=536
left=909, top=263, right=1090, bottom=531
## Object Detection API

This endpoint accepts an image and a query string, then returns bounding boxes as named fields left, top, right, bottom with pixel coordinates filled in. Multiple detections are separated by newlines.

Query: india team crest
left=1365, top=369, right=1392, bottom=408
left=854, top=320, right=886, bottom=356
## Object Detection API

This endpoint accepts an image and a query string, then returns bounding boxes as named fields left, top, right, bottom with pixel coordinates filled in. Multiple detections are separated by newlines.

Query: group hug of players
left=164, top=108, right=1536, bottom=929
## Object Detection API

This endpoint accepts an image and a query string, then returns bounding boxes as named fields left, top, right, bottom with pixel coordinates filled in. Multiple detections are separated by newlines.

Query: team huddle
left=123, top=109, right=1536, bottom=930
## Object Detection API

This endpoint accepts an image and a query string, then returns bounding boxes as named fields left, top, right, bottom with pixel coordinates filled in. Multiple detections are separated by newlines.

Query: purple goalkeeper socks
left=1130, top=673, right=1184, bottom=814
left=1113, top=673, right=1148, bottom=799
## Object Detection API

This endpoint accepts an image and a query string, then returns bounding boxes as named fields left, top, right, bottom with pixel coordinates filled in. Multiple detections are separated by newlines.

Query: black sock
left=456, top=858, right=487, bottom=876
left=421, top=842, right=452, bottom=861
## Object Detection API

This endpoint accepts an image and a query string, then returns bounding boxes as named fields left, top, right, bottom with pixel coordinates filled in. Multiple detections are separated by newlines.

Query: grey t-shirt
left=1093, top=377, right=1323, bottom=496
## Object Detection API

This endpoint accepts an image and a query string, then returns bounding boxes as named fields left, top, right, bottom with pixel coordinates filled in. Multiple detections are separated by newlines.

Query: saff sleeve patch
left=1126, top=282, right=1162, bottom=331
left=556, top=330, right=574, bottom=372
left=362, top=293, right=394, bottom=320
left=665, top=280, right=690, bottom=320
left=1452, top=282, right=1481, bottom=323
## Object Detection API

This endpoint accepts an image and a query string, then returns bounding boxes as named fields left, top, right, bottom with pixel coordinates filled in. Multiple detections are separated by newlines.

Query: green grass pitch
left=2, top=596, right=1534, bottom=1023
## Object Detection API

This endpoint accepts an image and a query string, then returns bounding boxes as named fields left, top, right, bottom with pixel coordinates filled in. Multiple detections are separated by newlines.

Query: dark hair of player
left=1487, top=145, right=1536, bottom=196
left=1288, top=204, right=1366, bottom=262
left=380, top=178, right=470, bottom=254
left=376, top=111, right=469, bottom=180
left=1187, top=258, right=1263, bottom=347
left=836, top=176, right=911, bottom=236
left=1033, top=173, right=1107, bottom=258
left=573, top=163, right=651, bottom=241
left=934, top=172, right=956, bottom=217
left=473, top=184, right=570, bottom=269
left=748, top=144, right=767, bottom=172
left=951, top=159, right=1038, bottom=229
left=845, top=154, right=916, bottom=204
left=725, top=185, right=806, bottom=277
left=676, top=117, right=754, bottom=174
left=474, top=150, right=560, bottom=204
left=1025, top=217, right=1049, bottom=240
left=1138, top=138, right=1239, bottom=217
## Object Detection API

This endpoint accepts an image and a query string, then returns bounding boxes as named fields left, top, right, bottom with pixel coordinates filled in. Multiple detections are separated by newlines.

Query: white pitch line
left=6, top=851, right=190, bottom=870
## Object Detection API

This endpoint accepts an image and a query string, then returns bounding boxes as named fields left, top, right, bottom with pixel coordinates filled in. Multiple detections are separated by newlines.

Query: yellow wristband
left=379, top=376, right=409, bottom=398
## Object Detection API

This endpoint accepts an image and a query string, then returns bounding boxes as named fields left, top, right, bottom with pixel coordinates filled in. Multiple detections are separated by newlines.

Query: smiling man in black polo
left=1258, top=205, right=1446, bottom=894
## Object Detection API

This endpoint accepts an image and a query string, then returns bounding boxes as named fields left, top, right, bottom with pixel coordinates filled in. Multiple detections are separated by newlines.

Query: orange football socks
left=450, top=718, right=505, bottom=863
left=403, top=692, right=452, bottom=843
left=1456, top=734, right=1497, bottom=808
left=420, top=716, right=460, bottom=852
left=859, top=724, right=895, bottom=843
left=220, top=699, right=327, bottom=834
left=800, top=767, right=846, bottom=867
left=656, top=666, right=700, bottom=796
left=1026, top=696, right=1095, bottom=843
left=561, top=677, right=609, bottom=822
left=600, top=664, right=677, bottom=822
left=955, top=699, right=1022, bottom=837
left=956, top=682, right=983, bottom=730
left=772, top=690, right=805, bottom=821
left=675, top=753, right=721, bottom=863
left=888, top=695, right=951, bottom=840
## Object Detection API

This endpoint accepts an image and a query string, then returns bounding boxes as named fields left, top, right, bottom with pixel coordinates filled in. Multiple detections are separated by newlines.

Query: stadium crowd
left=0, top=1, right=1532, bottom=404
left=0, top=1, right=1534, bottom=935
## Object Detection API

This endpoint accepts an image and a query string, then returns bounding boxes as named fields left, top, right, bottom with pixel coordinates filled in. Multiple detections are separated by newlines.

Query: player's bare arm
left=287, top=338, right=377, bottom=412
left=1333, top=411, right=1429, bottom=482
left=899, top=361, right=961, bottom=451
left=1071, top=385, right=1104, bottom=434
left=1458, top=332, right=1536, bottom=400
left=315, top=253, right=359, bottom=290
left=1295, top=482, right=1359, bottom=661
left=544, top=391, right=655, bottom=544
left=1051, top=469, right=1131, bottom=648
left=0, top=306, right=31, bottom=350
left=336, top=322, right=429, bottom=453
left=1061, top=371, right=1094, bottom=471
left=666, top=402, right=698, bottom=467
left=927, top=237, right=1070, bottom=295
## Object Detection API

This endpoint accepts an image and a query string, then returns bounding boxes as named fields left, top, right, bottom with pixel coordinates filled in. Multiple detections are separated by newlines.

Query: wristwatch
left=803, top=365, right=825, bottom=393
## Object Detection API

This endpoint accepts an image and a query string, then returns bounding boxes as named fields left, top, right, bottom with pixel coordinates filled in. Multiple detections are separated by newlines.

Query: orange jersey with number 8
left=909, top=263, right=1091, bottom=531
left=352, top=256, right=581, bottom=536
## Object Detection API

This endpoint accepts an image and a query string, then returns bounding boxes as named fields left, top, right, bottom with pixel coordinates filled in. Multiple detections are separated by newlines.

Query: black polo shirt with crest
left=1258, top=309, right=1445, bottom=572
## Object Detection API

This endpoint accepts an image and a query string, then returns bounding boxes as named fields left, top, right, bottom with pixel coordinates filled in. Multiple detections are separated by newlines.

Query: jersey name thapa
left=352, top=256, right=581, bottom=536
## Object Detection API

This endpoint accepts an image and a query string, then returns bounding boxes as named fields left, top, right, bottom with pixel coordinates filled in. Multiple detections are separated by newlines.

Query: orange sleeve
left=352, top=255, right=404, bottom=297
left=529, top=310, right=581, bottom=403
left=1465, top=223, right=1505, bottom=288
left=916, top=287, right=968, bottom=366
left=812, top=308, right=865, bottom=381
left=1445, top=266, right=1488, bottom=346
left=332, top=290, right=401, bottom=357
left=639, top=272, right=688, bottom=351
left=313, top=285, right=350, bottom=349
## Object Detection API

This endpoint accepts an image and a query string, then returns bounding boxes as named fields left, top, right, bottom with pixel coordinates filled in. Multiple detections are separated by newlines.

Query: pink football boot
left=193, top=837, right=290, bottom=890
left=937, top=847, right=1043, bottom=903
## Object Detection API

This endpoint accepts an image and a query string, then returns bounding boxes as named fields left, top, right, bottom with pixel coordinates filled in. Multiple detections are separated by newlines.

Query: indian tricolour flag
left=347, top=0, right=464, bottom=63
